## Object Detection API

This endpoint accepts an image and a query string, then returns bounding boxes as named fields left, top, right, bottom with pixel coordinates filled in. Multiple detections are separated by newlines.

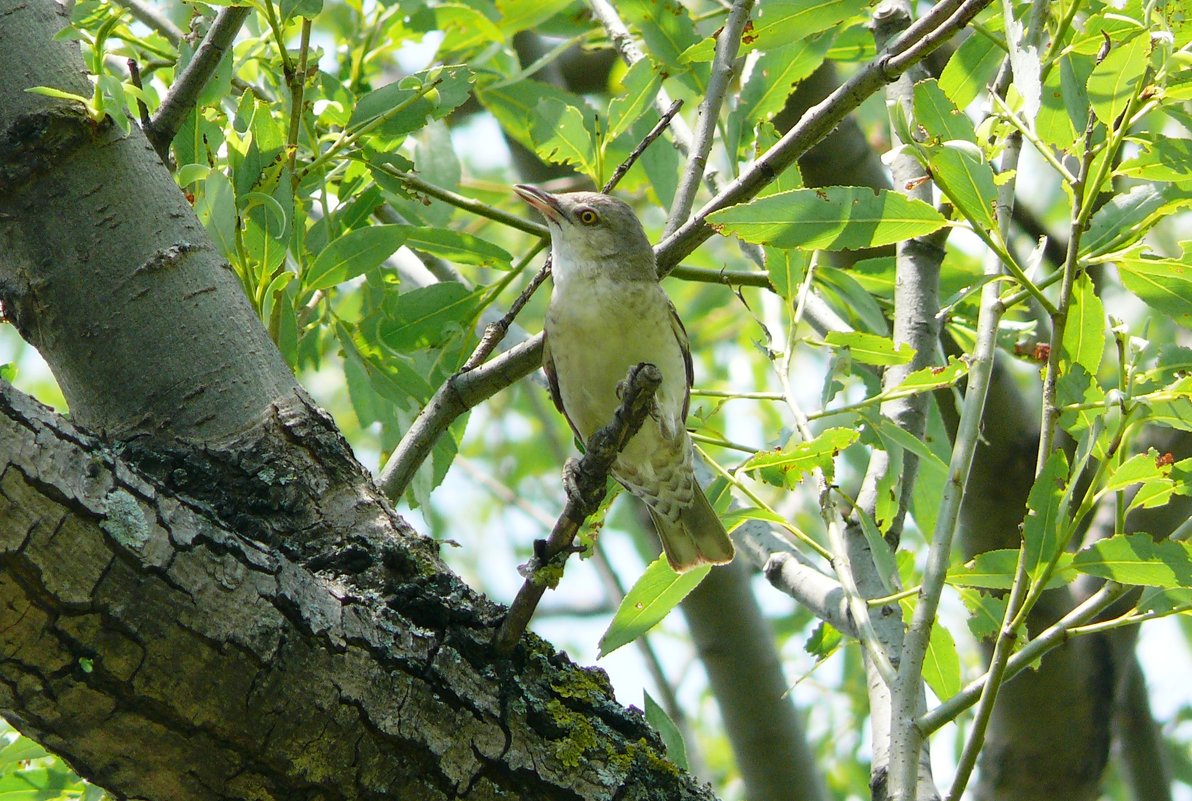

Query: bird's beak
left=513, top=184, right=564, bottom=224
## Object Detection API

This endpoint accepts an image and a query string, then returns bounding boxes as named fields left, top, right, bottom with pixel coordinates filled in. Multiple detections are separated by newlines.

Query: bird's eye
left=577, top=209, right=599, bottom=225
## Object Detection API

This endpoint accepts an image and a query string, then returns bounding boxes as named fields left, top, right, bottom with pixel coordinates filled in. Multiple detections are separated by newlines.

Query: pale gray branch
left=665, top=0, right=754, bottom=236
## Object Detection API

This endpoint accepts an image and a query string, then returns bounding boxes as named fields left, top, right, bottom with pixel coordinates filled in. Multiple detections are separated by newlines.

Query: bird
left=514, top=184, right=735, bottom=572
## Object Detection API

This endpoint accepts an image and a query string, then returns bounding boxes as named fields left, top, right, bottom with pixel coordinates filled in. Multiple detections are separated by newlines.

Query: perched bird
left=514, top=184, right=734, bottom=572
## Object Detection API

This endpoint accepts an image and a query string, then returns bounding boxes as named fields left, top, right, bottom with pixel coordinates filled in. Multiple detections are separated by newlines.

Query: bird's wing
left=542, top=329, right=583, bottom=441
left=667, top=297, right=694, bottom=421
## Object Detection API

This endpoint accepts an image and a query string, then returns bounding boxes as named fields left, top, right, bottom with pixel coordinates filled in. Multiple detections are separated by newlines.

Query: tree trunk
left=0, top=3, right=713, bottom=799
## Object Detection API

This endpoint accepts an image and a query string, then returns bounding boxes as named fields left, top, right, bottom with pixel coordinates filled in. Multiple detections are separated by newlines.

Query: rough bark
left=0, top=3, right=718, bottom=798
left=0, top=0, right=297, bottom=440
left=0, top=384, right=714, bottom=801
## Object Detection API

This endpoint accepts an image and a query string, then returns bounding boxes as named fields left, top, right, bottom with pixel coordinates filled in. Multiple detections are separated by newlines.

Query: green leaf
left=1073, top=533, right=1192, bottom=587
left=748, top=0, right=867, bottom=49
left=436, top=3, right=505, bottom=51
left=939, top=27, right=1004, bottom=108
left=280, top=0, right=321, bottom=21
left=643, top=691, right=689, bottom=770
left=824, top=331, right=914, bottom=366
left=958, top=588, right=1020, bottom=645
left=923, top=620, right=961, bottom=701
left=478, top=79, right=589, bottom=154
left=764, top=246, right=808, bottom=304
left=530, top=97, right=598, bottom=177
left=805, top=620, right=843, bottom=660
left=927, top=143, right=998, bottom=232
left=401, top=226, right=513, bottom=269
left=948, top=549, right=1075, bottom=589
left=869, top=412, right=950, bottom=477
left=815, top=266, right=890, bottom=335
left=1082, top=184, right=1192, bottom=258
left=0, top=735, right=50, bottom=767
left=1023, top=450, right=1069, bottom=583
left=743, top=427, right=859, bottom=486
left=598, top=556, right=711, bottom=657
left=888, top=358, right=970, bottom=394
left=1118, top=136, right=1192, bottom=183
left=494, top=0, right=573, bottom=36
left=0, top=767, right=85, bottom=800
left=1104, top=449, right=1172, bottom=495
left=708, top=186, right=947, bottom=251
left=736, top=36, right=833, bottom=138
left=377, top=282, right=481, bottom=352
left=1057, top=363, right=1106, bottom=438
left=913, top=78, right=978, bottom=144
left=193, top=170, right=237, bottom=261
left=1037, top=53, right=1093, bottom=152
left=1086, top=32, right=1150, bottom=128
left=606, top=58, right=663, bottom=143
left=1115, top=246, right=1192, bottom=328
left=349, top=66, right=472, bottom=141
left=305, top=225, right=408, bottom=292
left=617, top=0, right=701, bottom=82
left=1060, top=272, right=1105, bottom=376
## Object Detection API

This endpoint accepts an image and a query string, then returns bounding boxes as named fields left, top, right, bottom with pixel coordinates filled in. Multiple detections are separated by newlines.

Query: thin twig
left=146, top=6, right=251, bottom=162
left=603, top=99, right=684, bottom=194
left=376, top=169, right=547, bottom=235
left=287, top=18, right=312, bottom=177
left=126, top=58, right=151, bottom=129
left=918, top=582, right=1129, bottom=734
left=665, top=0, right=754, bottom=236
left=493, top=364, right=663, bottom=654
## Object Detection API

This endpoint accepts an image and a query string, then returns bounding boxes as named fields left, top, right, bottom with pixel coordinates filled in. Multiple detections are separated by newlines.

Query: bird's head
left=514, top=185, right=656, bottom=281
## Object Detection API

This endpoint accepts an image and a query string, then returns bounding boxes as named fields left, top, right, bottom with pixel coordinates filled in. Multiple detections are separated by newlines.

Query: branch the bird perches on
left=493, top=363, right=663, bottom=655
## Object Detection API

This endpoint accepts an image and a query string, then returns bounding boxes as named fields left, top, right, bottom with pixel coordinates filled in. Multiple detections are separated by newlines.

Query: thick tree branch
left=0, top=380, right=715, bottom=801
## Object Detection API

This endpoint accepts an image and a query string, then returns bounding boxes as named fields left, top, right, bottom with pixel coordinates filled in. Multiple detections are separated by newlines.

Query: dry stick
left=493, top=364, right=663, bottom=654
left=146, top=5, right=250, bottom=161
left=379, top=103, right=683, bottom=497
left=379, top=0, right=993, bottom=500
left=126, top=58, right=152, bottom=129
left=459, top=99, right=684, bottom=373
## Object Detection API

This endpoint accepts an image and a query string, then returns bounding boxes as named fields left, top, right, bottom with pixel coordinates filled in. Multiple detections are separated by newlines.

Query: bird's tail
left=649, top=484, right=735, bottom=573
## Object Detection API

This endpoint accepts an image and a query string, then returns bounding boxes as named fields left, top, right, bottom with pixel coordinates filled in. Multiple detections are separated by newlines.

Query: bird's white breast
left=545, top=272, right=687, bottom=443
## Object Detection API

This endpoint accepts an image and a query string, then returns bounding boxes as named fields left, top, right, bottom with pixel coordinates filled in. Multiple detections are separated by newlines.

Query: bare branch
left=146, top=6, right=250, bottom=161
left=665, top=0, right=754, bottom=236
